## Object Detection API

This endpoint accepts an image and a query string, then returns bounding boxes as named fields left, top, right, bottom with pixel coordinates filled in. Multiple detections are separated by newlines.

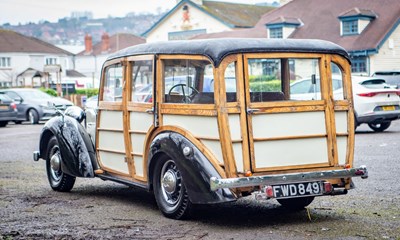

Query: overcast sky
left=0, top=0, right=271, bottom=25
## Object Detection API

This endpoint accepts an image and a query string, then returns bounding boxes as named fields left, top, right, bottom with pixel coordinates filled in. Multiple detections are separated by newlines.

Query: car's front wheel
left=368, top=122, right=391, bottom=132
left=277, top=196, right=315, bottom=210
left=46, top=136, right=76, bottom=192
left=28, top=109, right=39, bottom=124
left=0, top=121, right=7, bottom=127
left=153, top=155, right=192, bottom=219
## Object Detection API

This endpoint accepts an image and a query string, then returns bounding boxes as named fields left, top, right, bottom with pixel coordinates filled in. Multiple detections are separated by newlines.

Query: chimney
left=101, top=32, right=110, bottom=53
left=84, top=34, right=92, bottom=54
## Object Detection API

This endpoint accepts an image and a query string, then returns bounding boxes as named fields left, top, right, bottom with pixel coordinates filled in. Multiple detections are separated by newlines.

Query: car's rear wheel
left=46, top=136, right=76, bottom=192
left=277, top=196, right=315, bottom=209
left=153, top=155, right=192, bottom=219
left=0, top=121, right=7, bottom=127
left=28, top=109, right=39, bottom=124
left=368, top=122, right=391, bottom=132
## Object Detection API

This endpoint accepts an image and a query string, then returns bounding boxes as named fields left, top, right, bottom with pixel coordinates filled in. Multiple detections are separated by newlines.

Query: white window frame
left=0, top=57, right=11, bottom=68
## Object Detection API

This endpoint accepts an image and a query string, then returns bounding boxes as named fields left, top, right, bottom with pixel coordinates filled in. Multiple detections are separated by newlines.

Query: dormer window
left=269, top=27, right=283, bottom=39
left=342, top=20, right=358, bottom=35
left=339, top=8, right=376, bottom=36
left=266, top=17, right=301, bottom=39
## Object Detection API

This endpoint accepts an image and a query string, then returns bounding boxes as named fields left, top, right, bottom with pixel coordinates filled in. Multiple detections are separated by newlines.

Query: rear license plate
left=272, top=181, right=323, bottom=198
left=0, top=105, right=8, bottom=110
left=382, top=106, right=395, bottom=111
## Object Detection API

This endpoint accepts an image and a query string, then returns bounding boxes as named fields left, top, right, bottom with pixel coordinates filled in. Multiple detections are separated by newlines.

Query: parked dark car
left=0, top=88, right=74, bottom=124
left=0, top=92, right=17, bottom=127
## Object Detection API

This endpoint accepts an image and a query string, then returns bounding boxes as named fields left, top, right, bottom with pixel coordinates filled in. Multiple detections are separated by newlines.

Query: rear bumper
left=357, top=111, right=400, bottom=124
left=210, top=166, right=368, bottom=191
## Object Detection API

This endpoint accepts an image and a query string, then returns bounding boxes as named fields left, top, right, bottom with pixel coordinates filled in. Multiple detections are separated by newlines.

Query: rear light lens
left=10, top=102, right=17, bottom=111
left=357, top=90, right=400, bottom=97
left=265, top=186, right=274, bottom=198
left=357, top=92, right=377, bottom=97
left=323, top=182, right=333, bottom=194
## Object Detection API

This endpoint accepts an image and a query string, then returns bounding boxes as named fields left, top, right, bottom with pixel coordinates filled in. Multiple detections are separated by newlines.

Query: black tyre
left=28, top=109, right=39, bottom=124
left=0, top=121, right=7, bottom=127
left=368, top=122, right=391, bottom=132
left=46, top=136, right=76, bottom=192
left=153, top=155, right=192, bottom=219
left=277, top=196, right=315, bottom=210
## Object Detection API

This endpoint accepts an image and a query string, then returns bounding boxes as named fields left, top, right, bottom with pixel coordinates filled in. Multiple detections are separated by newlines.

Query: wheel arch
left=38, top=116, right=96, bottom=178
left=147, top=131, right=235, bottom=204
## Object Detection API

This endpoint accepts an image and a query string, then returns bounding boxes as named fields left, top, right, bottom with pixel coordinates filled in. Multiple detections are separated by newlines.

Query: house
left=0, top=29, right=74, bottom=88
left=74, top=33, right=146, bottom=88
left=194, top=0, right=400, bottom=76
left=142, top=0, right=275, bottom=42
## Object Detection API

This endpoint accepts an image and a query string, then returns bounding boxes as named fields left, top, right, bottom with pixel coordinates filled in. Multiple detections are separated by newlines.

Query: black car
left=0, top=92, right=17, bottom=127
left=0, top=88, right=74, bottom=124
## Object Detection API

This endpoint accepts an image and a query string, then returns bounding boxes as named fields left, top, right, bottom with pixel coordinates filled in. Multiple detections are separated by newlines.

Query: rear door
left=125, top=56, right=155, bottom=181
left=96, top=60, right=129, bottom=176
left=243, top=54, right=337, bottom=172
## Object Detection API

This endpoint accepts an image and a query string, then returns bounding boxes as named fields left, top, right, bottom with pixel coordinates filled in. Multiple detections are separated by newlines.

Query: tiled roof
left=339, top=8, right=377, bottom=18
left=142, top=0, right=275, bottom=36
left=194, top=0, right=400, bottom=53
left=202, top=1, right=275, bottom=28
left=77, top=33, right=145, bottom=56
left=0, top=29, right=72, bottom=55
left=266, top=16, right=302, bottom=26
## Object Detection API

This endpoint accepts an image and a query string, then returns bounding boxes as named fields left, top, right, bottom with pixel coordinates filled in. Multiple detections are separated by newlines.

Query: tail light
left=357, top=90, right=400, bottom=97
left=10, top=102, right=17, bottom=111
left=357, top=92, right=377, bottom=97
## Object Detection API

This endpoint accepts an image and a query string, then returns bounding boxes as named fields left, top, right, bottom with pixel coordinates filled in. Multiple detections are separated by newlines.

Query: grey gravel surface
left=0, top=121, right=399, bottom=239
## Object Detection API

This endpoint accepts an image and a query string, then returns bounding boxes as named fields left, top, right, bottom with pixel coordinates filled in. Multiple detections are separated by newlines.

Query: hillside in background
left=0, top=11, right=167, bottom=47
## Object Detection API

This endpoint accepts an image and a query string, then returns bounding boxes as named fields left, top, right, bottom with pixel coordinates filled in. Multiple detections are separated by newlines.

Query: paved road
left=0, top=121, right=399, bottom=239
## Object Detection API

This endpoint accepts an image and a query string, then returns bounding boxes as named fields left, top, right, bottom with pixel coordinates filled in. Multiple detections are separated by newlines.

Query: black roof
left=107, top=38, right=350, bottom=67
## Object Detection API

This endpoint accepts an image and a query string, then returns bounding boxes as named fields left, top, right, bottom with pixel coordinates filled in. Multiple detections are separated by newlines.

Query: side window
left=225, top=62, right=237, bottom=102
left=163, top=59, right=214, bottom=104
left=131, top=60, right=153, bottom=103
left=103, top=64, right=123, bottom=102
left=5, top=91, right=19, bottom=100
left=331, top=62, right=344, bottom=100
left=247, top=58, right=321, bottom=101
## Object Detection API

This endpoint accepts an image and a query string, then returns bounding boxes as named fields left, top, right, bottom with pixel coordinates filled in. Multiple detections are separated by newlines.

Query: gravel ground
left=0, top=121, right=399, bottom=239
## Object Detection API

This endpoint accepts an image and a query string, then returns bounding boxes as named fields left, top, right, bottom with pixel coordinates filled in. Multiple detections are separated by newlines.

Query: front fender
left=39, top=116, right=95, bottom=178
left=148, top=132, right=235, bottom=204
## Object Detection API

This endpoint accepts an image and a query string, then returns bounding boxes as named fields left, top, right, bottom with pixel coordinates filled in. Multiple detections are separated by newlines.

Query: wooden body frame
left=94, top=51, right=355, bottom=189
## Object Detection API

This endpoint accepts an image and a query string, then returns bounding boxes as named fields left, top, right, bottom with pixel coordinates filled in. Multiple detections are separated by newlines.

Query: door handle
left=246, top=108, right=260, bottom=114
left=145, top=108, right=154, bottom=114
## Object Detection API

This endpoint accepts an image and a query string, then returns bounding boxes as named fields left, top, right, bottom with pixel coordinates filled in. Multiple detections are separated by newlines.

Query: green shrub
left=75, top=88, right=99, bottom=98
left=39, top=87, right=57, bottom=96
left=249, top=80, right=281, bottom=92
left=249, top=75, right=277, bottom=82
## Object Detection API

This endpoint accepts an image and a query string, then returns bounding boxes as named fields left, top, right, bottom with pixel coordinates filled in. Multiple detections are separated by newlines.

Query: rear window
left=0, top=93, right=12, bottom=101
left=373, top=71, right=400, bottom=76
left=360, top=79, right=390, bottom=89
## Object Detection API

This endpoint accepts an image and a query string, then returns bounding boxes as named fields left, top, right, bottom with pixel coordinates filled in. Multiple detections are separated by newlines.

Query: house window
left=342, top=20, right=358, bottom=35
left=0, top=57, right=11, bottom=68
left=46, top=58, right=57, bottom=65
left=351, top=57, right=367, bottom=73
left=269, top=27, right=283, bottom=39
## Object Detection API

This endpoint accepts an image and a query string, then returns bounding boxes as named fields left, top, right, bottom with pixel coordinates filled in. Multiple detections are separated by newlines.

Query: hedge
left=75, top=88, right=99, bottom=98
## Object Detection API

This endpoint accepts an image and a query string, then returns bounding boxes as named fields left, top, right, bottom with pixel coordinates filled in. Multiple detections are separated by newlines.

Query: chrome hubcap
left=50, top=154, right=61, bottom=172
left=160, top=160, right=182, bottom=205
left=49, top=148, right=62, bottom=183
left=162, top=170, right=177, bottom=194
